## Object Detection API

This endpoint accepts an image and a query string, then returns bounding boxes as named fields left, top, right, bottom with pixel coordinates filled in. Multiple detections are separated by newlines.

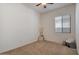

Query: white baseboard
left=0, top=39, right=37, bottom=53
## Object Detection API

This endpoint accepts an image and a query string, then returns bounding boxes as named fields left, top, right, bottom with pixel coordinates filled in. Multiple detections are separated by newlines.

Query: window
left=55, top=15, right=71, bottom=33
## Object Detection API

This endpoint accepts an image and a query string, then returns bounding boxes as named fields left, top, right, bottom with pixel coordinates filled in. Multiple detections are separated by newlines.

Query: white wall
left=40, top=4, right=75, bottom=44
left=76, top=4, right=79, bottom=54
left=0, top=3, right=39, bottom=53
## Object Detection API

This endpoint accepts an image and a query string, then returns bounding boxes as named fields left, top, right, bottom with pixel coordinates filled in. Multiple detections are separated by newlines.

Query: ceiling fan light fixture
left=35, top=3, right=54, bottom=8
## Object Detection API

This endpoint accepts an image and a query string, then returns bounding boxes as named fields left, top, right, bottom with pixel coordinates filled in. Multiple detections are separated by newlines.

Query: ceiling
left=23, top=3, right=73, bottom=13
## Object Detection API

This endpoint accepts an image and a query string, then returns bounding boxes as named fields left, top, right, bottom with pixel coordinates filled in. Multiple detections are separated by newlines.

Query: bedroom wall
left=0, top=3, right=39, bottom=53
left=40, top=4, right=75, bottom=44
left=76, top=3, right=79, bottom=54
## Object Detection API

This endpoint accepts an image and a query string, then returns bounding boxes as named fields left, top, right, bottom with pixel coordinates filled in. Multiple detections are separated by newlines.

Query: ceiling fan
left=35, top=3, right=54, bottom=8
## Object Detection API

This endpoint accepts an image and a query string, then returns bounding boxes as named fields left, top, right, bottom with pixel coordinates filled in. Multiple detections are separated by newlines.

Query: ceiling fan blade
left=47, top=3, right=54, bottom=4
left=35, top=3, right=41, bottom=6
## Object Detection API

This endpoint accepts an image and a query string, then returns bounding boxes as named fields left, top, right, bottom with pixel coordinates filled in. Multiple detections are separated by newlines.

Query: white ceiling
left=23, top=3, right=73, bottom=13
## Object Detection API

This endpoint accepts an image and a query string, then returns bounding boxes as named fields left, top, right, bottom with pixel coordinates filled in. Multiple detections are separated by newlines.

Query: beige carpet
left=1, top=40, right=77, bottom=55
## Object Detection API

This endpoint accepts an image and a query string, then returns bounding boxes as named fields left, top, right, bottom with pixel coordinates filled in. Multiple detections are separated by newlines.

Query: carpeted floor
left=1, top=40, right=77, bottom=55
